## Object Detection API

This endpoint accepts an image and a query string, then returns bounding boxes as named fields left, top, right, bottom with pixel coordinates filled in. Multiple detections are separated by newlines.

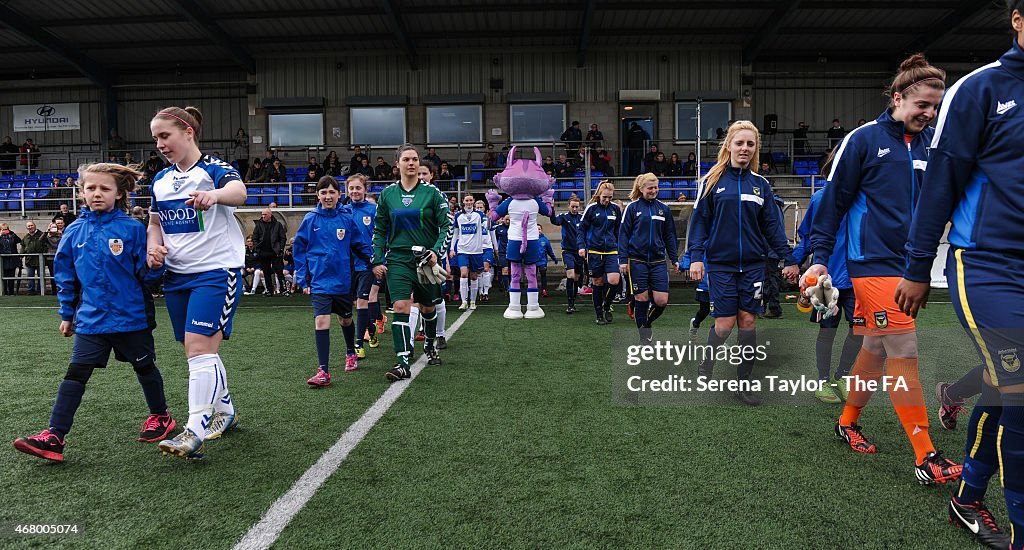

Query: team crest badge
left=336, top=228, right=346, bottom=240
left=108, top=238, right=123, bottom=256
left=873, top=311, right=888, bottom=329
left=362, top=216, right=372, bottom=226
left=1000, top=348, right=1020, bottom=373
left=402, top=196, right=413, bottom=206
left=753, top=186, right=761, bottom=197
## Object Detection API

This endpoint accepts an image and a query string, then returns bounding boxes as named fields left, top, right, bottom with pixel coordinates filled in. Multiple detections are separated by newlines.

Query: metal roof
left=0, top=0, right=1011, bottom=83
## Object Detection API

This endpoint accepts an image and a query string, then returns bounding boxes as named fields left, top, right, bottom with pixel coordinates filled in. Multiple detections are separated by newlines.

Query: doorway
left=620, top=103, right=656, bottom=177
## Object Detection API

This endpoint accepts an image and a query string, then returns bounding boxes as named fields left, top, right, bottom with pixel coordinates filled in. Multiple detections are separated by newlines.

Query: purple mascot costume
left=486, top=146, right=554, bottom=319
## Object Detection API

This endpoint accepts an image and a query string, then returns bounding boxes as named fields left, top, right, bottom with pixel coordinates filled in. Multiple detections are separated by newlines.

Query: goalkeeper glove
left=805, top=273, right=840, bottom=321
left=412, top=246, right=447, bottom=285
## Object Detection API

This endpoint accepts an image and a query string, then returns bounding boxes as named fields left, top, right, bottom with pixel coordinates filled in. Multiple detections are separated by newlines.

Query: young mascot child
left=294, top=176, right=373, bottom=385
left=14, top=163, right=173, bottom=462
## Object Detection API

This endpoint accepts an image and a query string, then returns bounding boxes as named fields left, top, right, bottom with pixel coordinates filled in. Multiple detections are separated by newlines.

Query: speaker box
left=763, top=114, right=778, bottom=135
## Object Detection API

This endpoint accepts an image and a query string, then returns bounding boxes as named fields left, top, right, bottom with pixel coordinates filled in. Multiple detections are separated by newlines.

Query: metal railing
left=0, top=253, right=55, bottom=296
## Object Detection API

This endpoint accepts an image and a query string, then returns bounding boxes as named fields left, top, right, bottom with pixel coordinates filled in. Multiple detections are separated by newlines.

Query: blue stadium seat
left=658, top=190, right=674, bottom=200
left=0, top=182, right=9, bottom=189
left=591, top=171, right=603, bottom=177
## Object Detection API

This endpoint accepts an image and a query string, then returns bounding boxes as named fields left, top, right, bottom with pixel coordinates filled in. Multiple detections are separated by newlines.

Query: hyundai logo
left=36, top=105, right=55, bottom=117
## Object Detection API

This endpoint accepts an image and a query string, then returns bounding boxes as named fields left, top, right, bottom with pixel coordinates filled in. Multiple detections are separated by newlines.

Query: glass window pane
left=510, top=104, right=565, bottom=143
left=351, top=107, right=406, bottom=146
left=427, top=105, right=482, bottom=145
left=268, top=113, right=324, bottom=146
left=675, top=102, right=732, bottom=140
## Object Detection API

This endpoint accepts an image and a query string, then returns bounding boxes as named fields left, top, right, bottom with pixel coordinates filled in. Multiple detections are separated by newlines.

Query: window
left=675, top=102, right=732, bottom=141
left=268, top=113, right=324, bottom=146
left=427, top=105, right=482, bottom=145
left=350, top=107, right=406, bottom=146
left=510, top=103, right=565, bottom=143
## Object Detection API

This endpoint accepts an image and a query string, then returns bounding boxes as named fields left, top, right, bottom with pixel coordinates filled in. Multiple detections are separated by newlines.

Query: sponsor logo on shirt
left=156, top=199, right=204, bottom=234
left=877, top=147, right=890, bottom=158
left=996, top=99, right=1017, bottom=115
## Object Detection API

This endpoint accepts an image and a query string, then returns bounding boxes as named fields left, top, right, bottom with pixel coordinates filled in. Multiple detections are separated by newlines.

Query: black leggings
left=693, top=301, right=712, bottom=327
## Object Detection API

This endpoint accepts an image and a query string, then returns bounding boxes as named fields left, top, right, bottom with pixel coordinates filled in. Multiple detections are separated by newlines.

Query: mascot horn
left=486, top=146, right=555, bottom=319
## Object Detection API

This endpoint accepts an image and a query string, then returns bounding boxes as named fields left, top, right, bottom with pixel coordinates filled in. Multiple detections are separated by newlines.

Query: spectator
left=44, top=222, right=61, bottom=295
left=0, top=136, right=18, bottom=174
left=232, top=128, right=249, bottom=177
left=649, top=152, right=668, bottom=177
left=349, top=145, right=367, bottom=175
left=554, top=154, right=573, bottom=179
left=131, top=206, right=148, bottom=226
left=122, top=151, right=135, bottom=166
left=793, top=121, right=809, bottom=155
left=827, top=118, right=846, bottom=148
left=49, top=176, right=65, bottom=204
left=481, top=141, right=497, bottom=180
left=541, top=155, right=556, bottom=176
left=356, top=158, right=373, bottom=177
left=263, top=149, right=278, bottom=167
left=390, top=165, right=400, bottom=180
left=683, top=152, right=698, bottom=177
left=856, top=118, right=867, bottom=127
left=437, top=161, right=456, bottom=185
left=52, top=203, right=77, bottom=228
left=0, top=223, right=22, bottom=295
left=667, top=153, right=683, bottom=177
left=20, top=138, right=40, bottom=173
left=267, top=158, right=287, bottom=183
left=323, top=150, right=342, bottom=177
left=108, top=129, right=126, bottom=156
left=560, top=121, right=583, bottom=159
left=759, top=160, right=776, bottom=176
left=21, top=221, right=46, bottom=294
left=251, top=208, right=287, bottom=296
left=306, top=156, right=323, bottom=179
left=281, top=239, right=296, bottom=293
left=423, top=147, right=443, bottom=168
left=303, top=168, right=319, bottom=183
left=715, top=127, right=726, bottom=140
left=373, top=156, right=392, bottom=181
left=592, top=146, right=614, bottom=176
left=585, top=123, right=604, bottom=152
left=643, top=143, right=660, bottom=173
left=245, top=158, right=268, bottom=183
left=624, top=122, right=650, bottom=176
left=145, top=151, right=166, bottom=182
left=107, top=153, right=120, bottom=164
left=243, top=236, right=262, bottom=294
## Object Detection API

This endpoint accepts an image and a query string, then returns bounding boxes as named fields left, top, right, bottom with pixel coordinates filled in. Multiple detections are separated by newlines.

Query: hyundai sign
left=13, top=103, right=81, bottom=131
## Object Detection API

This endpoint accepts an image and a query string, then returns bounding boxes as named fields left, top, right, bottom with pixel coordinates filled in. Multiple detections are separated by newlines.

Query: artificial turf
left=0, top=290, right=1003, bottom=548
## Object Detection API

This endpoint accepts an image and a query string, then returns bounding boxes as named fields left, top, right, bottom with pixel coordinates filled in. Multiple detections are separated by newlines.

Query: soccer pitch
left=0, top=291, right=1002, bottom=549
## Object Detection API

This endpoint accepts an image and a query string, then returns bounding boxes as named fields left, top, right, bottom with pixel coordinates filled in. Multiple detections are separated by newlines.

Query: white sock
left=435, top=300, right=447, bottom=337
left=527, top=291, right=540, bottom=309
left=213, top=354, right=234, bottom=415
left=407, top=306, right=419, bottom=349
left=460, top=278, right=469, bottom=302
left=251, top=270, right=262, bottom=292
left=482, top=271, right=491, bottom=295
left=186, top=354, right=218, bottom=439
left=470, top=279, right=479, bottom=302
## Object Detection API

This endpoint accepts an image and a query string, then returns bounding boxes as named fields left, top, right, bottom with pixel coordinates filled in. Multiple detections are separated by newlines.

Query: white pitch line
left=233, top=309, right=475, bottom=550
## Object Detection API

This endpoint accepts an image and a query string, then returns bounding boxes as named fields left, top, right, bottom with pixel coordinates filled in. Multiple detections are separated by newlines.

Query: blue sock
left=949, top=364, right=986, bottom=402
left=566, top=279, right=576, bottom=306
left=49, top=379, right=86, bottom=439
left=737, top=328, right=756, bottom=380
left=135, top=365, right=168, bottom=415
left=647, top=304, right=665, bottom=327
left=634, top=299, right=649, bottom=329
left=315, top=329, right=330, bottom=372
left=998, top=392, right=1024, bottom=543
left=956, top=384, right=1001, bottom=504
left=369, top=302, right=381, bottom=329
left=355, top=307, right=369, bottom=347
left=341, top=322, right=355, bottom=355
left=592, top=284, right=604, bottom=317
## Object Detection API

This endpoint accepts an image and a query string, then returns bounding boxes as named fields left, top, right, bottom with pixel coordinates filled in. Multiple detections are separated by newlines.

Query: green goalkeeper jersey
left=372, top=179, right=453, bottom=265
